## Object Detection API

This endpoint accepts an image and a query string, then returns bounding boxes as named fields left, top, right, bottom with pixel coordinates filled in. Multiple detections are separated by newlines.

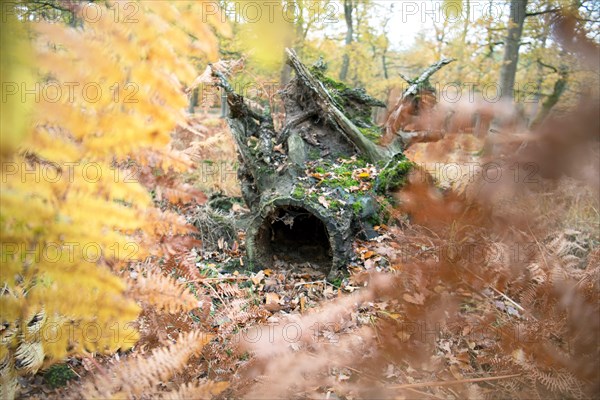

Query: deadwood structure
left=211, top=49, right=451, bottom=278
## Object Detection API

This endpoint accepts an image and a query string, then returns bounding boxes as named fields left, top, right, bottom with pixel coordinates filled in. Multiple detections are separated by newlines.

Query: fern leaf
left=128, top=265, right=199, bottom=314
left=78, top=330, right=212, bottom=398
left=159, top=380, right=229, bottom=399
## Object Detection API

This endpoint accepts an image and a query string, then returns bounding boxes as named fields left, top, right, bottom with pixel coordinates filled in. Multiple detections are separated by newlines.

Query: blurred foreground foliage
left=0, top=2, right=228, bottom=398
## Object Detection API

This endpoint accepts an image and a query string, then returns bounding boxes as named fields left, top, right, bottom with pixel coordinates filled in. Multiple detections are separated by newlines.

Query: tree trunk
left=499, top=0, right=528, bottom=100
left=279, top=0, right=305, bottom=87
left=339, top=0, right=353, bottom=82
left=454, top=0, right=471, bottom=82
left=530, top=64, right=568, bottom=128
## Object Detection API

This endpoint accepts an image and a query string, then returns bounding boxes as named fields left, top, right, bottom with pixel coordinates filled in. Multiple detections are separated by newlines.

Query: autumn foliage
left=1, top=2, right=228, bottom=398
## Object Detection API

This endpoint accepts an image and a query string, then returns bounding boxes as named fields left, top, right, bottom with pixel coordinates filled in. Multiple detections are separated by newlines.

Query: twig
left=177, top=121, right=206, bottom=138
left=488, top=286, right=526, bottom=313
left=389, top=373, right=522, bottom=389
left=460, top=265, right=534, bottom=320
left=200, top=281, right=226, bottom=305
left=294, top=279, right=330, bottom=287
left=398, top=72, right=414, bottom=84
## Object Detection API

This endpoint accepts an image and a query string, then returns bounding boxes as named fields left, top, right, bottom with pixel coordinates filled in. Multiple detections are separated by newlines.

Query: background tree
left=499, top=0, right=529, bottom=100
left=339, top=0, right=353, bottom=81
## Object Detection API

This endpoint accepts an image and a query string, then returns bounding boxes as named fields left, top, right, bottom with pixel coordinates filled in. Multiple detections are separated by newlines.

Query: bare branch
left=526, top=8, right=560, bottom=17
left=402, top=58, right=455, bottom=99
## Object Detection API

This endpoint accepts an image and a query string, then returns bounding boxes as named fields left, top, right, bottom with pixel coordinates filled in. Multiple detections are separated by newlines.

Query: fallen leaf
left=364, top=258, right=377, bottom=270
left=362, top=250, right=375, bottom=259
left=265, top=292, right=280, bottom=304
left=251, top=270, right=265, bottom=285
left=318, top=196, right=330, bottom=209
left=403, top=292, right=425, bottom=305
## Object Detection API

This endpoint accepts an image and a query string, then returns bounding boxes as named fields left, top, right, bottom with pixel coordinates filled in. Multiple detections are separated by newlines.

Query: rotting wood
left=211, top=50, right=448, bottom=278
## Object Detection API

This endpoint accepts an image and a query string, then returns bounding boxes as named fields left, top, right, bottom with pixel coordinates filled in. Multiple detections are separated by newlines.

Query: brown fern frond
left=159, top=380, right=229, bottom=399
left=578, top=248, right=600, bottom=295
left=217, top=282, right=242, bottom=298
left=78, top=330, right=213, bottom=398
left=512, top=349, right=585, bottom=397
left=163, top=252, right=203, bottom=282
left=127, top=264, right=199, bottom=314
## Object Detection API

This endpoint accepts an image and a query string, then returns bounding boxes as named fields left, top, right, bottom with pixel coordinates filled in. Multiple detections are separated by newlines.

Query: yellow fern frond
left=1, top=1, right=221, bottom=396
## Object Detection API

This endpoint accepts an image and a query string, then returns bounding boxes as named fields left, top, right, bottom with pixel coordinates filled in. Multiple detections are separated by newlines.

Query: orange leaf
left=403, top=292, right=425, bottom=305
left=265, top=292, right=280, bottom=305
left=363, top=251, right=375, bottom=259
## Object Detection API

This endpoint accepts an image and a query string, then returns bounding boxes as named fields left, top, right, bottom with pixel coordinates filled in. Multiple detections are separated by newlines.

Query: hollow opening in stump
left=256, top=206, right=333, bottom=268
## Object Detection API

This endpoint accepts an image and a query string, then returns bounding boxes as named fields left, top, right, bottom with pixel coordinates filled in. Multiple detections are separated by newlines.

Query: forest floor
left=19, top=115, right=599, bottom=399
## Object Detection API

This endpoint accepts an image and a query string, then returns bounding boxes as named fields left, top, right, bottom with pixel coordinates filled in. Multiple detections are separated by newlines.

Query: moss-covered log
left=213, top=50, right=416, bottom=278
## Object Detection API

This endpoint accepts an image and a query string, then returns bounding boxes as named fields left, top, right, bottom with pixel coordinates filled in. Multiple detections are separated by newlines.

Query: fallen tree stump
left=211, top=49, right=446, bottom=278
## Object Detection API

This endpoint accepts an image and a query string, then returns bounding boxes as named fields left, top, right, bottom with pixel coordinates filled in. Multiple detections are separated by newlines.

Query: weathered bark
left=286, top=49, right=393, bottom=163
left=499, top=0, right=528, bottom=100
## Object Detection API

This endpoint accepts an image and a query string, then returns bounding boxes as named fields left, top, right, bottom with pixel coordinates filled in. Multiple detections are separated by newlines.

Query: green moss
left=322, top=174, right=360, bottom=189
left=309, top=65, right=349, bottom=92
left=352, top=201, right=364, bottom=216
left=327, top=270, right=348, bottom=287
left=368, top=213, right=381, bottom=226
left=320, top=159, right=365, bottom=189
left=329, top=276, right=343, bottom=288
left=375, top=154, right=414, bottom=193
left=310, top=58, right=385, bottom=145
left=350, top=158, right=368, bottom=168
left=379, top=197, right=392, bottom=224
left=311, top=157, right=370, bottom=192
left=308, top=148, right=321, bottom=161
left=329, top=199, right=343, bottom=210
left=321, top=75, right=349, bottom=92
left=358, top=126, right=383, bottom=142
left=44, top=364, right=76, bottom=388
left=292, top=185, right=305, bottom=199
